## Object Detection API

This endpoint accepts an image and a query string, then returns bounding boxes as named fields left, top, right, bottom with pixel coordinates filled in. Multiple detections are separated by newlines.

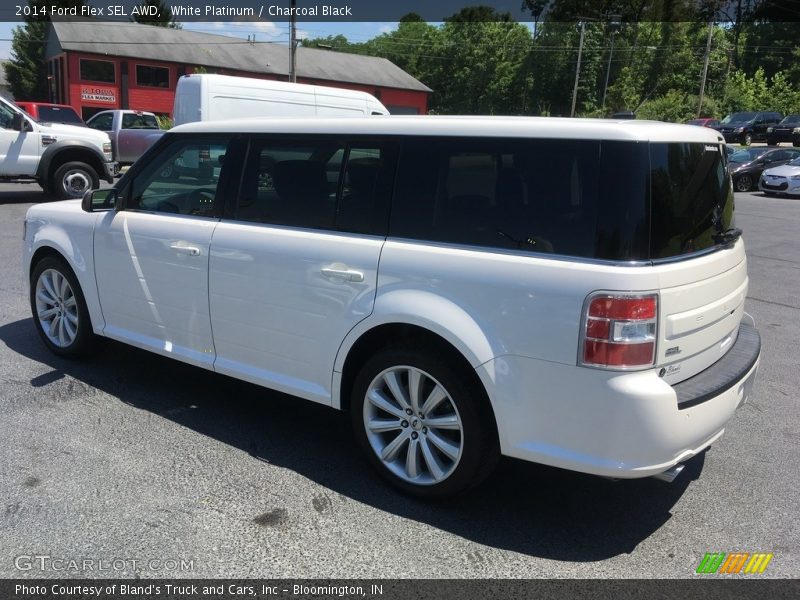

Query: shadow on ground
left=0, top=317, right=705, bottom=562
left=0, top=185, right=50, bottom=205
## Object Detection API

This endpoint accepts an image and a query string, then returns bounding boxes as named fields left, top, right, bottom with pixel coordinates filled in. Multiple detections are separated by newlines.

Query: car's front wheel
left=52, top=161, right=99, bottom=200
left=734, top=174, right=753, bottom=192
left=351, top=343, right=498, bottom=498
left=742, top=132, right=753, bottom=146
left=30, top=256, right=97, bottom=357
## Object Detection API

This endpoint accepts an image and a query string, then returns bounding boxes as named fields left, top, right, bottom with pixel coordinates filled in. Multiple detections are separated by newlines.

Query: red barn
left=44, top=21, right=431, bottom=121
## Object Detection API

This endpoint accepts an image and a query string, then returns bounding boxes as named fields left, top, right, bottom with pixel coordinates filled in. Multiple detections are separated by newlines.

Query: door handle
left=170, top=242, right=201, bottom=256
left=321, top=264, right=364, bottom=283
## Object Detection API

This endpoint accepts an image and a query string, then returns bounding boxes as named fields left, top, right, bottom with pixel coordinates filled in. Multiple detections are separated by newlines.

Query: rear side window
left=234, top=137, right=396, bottom=234
left=649, top=143, right=732, bottom=258
left=390, top=138, right=649, bottom=260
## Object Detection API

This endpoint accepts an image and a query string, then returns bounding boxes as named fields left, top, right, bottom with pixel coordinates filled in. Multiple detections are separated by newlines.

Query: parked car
left=715, top=111, right=783, bottom=145
left=766, top=114, right=800, bottom=147
left=730, top=147, right=800, bottom=192
left=687, top=118, right=720, bottom=128
left=172, top=73, right=389, bottom=126
left=0, top=95, right=115, bottom=198
left=23, top=116, right=760, bottom=497
left=86, top=110, right=165, bottom=166
left=759, top=156, right=800, bottom=197
left=15, top=102, right=85, bottom=126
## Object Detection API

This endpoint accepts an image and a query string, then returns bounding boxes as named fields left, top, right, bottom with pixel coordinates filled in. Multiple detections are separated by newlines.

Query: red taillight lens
left=581, top=293, right=658, bottom=369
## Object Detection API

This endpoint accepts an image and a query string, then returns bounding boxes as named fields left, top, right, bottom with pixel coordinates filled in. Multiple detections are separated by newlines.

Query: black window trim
left=134, top=63, right=171, bottom=89
left=79, top=58, right=116, bottom=84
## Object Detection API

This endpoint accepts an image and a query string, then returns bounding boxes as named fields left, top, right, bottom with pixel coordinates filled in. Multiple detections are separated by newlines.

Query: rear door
left=208, top=136, right=398, bottom=404
left=649, top=141, right=747, bottom=384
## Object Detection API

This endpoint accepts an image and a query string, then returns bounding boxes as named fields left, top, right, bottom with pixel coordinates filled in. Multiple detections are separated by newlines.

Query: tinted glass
left=722, top=112, right=756, bottom=124
left=730, top=147, right=769, bottom=163
left=121, top=113, right=159, bottom=129
left=235, top=139, right=395, bottom=234
left=80, top=59, right=115, bottom=83
left=129, top=136, right=235, bottom=217
left=87, top=112, right=113, bottom=131
left=36, top=106, right=83, bottom=125
left=649, top=143, right=732, bottom=259
left=780, top=114, right=800, bottom=124
left=391, top=138, right=649, bottom=260
left=136, top=65, right=169, bottom=88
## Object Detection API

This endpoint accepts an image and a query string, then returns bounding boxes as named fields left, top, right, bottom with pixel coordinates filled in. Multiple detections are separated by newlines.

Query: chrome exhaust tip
left=653, top=464, right=685, bottom=483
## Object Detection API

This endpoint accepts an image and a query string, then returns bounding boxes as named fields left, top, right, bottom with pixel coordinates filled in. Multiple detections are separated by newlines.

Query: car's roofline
left=171, top=115, right=725, bottom=144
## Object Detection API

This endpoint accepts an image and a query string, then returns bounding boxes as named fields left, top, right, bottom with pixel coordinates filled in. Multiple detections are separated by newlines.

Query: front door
left=94, top=134, right=240, bottom=368
left=0, top=101, right=40, bottom=176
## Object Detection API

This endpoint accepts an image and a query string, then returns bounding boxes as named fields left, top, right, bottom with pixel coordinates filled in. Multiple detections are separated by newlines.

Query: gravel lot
left=0, top=182, right=797, bottom=579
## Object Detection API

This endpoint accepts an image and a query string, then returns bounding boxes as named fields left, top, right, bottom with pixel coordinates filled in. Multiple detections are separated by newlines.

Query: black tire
left=351, top=342, right=499, bottom=498
left=793, top=141, right=800, bottom=148
left=734, top=174, right=753, bottom=192
left=52, top=161, right=99, bottom=200
left=742, top=132, right=752, bottom=146
left=30, top=255, right=97, bottom=358
left=766, top=139, right=776, bottom=146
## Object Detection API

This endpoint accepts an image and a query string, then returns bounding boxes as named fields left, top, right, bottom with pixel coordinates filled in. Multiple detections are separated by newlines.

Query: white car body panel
left=93, top=211, right=217, bottom=369
left=759, top=162, right=800, bottom=196
left=209, top=222, right=383, bottom=405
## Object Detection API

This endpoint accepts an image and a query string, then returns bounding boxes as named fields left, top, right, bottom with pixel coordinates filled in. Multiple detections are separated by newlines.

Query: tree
left=132, top=0, right=181, bottom=28
left=5, top=1, right=85, bottom=101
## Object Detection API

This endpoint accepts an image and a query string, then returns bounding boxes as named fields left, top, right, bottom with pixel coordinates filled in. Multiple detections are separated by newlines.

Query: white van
left=172, top=74, right=389, bottom=126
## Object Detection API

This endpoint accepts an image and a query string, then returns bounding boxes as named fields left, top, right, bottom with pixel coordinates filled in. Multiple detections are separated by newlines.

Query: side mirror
left=82, top=188, right=118, bottom=212
left=11, top=112, right=24, bottom=131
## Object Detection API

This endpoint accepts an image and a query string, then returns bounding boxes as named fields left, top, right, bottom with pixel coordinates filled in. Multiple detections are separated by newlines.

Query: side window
left=128, top=136, right=235, bottom=217
left=87, top=113, right=113, bottom=131
left=0, top=102, right=16, bottom=129
left=121, top=113, right=159, bottom=129
left=392, top=138, right=608, bottom=256
left=234, top=138, right=395, bottom=234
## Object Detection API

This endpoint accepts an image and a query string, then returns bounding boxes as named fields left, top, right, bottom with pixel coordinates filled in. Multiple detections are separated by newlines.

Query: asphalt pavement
left=0, top=182, right=797, bottom=578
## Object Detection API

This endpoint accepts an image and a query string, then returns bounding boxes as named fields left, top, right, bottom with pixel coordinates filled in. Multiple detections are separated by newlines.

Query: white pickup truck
left=0, top=95, right=116, bottom=199
left=85, top=110, right=165, bottom=166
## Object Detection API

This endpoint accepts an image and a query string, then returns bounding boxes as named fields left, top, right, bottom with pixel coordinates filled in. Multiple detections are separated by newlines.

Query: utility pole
left=290, top=0, right=297, bottom=82
left=570, top=21, right=586, bottom=118
left=697, top=22, right=713, bottom=118
left=601, top=15, right=622, bottom=112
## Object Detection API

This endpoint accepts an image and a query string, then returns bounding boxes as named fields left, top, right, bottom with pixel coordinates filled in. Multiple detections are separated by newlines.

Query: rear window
left=649, top=143, right=732, bottom=259
left=390, top=137, right=731, bottom=262
left=36, top=106, right=83, bottom=125
left=121, top=113, right=159, bottom=129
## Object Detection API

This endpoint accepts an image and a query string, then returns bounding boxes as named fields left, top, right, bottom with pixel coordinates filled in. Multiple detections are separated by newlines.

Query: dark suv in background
left=766, top=114, right=800, bottom=147
left=716, top=111, right=783, bottom=146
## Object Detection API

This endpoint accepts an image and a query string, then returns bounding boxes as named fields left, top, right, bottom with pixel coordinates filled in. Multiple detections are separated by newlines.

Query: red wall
left=60, top=51, right=429, bottom=118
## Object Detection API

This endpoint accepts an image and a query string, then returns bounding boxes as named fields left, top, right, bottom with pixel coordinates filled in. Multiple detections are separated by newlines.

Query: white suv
left=22, top=116, right=761, bottom=497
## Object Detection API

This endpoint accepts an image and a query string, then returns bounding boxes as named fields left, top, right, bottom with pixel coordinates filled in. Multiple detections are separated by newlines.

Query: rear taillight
left=580, top=293, right=658, bottom=369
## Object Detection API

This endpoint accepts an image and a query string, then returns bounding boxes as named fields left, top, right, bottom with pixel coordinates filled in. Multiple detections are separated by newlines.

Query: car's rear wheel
left=351, top=343, right=498, bottom=498
left=734, top=174, right=753, bottom=192
left=30, top=256, right=97, bottom=357
left=766, top=139, right=777, bottom=146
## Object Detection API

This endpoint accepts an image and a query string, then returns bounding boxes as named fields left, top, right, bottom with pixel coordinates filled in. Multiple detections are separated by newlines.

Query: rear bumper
left=477, top=323, right=761, bottom=479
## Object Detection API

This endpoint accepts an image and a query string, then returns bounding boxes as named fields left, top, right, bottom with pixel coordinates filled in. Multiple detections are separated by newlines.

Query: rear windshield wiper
left=713, top=227, right=742, bottom=245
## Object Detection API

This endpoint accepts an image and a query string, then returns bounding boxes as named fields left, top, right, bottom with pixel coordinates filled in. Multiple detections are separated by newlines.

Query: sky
left=0, top=21, right=399, bottom=61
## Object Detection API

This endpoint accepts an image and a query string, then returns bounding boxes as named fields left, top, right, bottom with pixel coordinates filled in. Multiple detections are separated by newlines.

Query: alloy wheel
left=35, top=268, right=79, bottom=348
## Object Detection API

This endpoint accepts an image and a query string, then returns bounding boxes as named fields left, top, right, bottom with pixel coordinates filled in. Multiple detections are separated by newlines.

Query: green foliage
left=6, top=1, right=86, bottom=101
left=155, top=115, right=173, bottom=129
